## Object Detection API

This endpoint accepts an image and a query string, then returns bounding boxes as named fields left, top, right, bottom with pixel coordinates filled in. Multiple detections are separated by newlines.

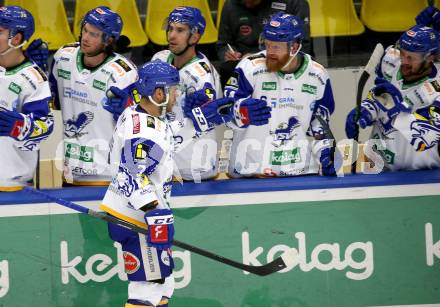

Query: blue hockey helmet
left=262, top=12, right=304, bottom=43
left=82, top=6, right=123, bottom=41
left=166, top=6, right=206, bottom=36
left=137, top=60, right=180, bottom=97
left=399, top=25, right=440, bottom=56
left=0, top=6, right=35, bottom=41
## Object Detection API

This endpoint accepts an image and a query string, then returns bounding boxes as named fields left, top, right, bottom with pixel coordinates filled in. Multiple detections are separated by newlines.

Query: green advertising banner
left=1, top=195, right=440, bottom=307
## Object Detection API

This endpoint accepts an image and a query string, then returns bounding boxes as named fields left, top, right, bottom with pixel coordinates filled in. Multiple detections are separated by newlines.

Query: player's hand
left=345, top=98, right=378, bottom=139
left=224, top=50, right=242, bottom=61
left=233, top=98, right=272, bottom=127
left=189, top=97, right=234, bottom=132
left=320, top=146, right=336, bottom=176
left=416, top=6, right=440, bottom=27
left=183, top=83, right=216, bottom=117
left=0, top=108, right=33, bottom=141
left=144, top=208, right=174, bottom=250
left=104, top=86, right=131, bottom=121
left=25, top=38, right=49, bottom=72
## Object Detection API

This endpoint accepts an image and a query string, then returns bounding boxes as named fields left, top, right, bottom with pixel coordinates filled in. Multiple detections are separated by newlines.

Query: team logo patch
left=199, top=62, right=211, bottom=73
left=123, top=252, right=140, bottom=274
left=239, top=25, right=252, bottom=36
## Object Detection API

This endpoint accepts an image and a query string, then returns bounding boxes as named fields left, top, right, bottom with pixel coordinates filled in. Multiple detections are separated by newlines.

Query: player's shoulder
left=236, top=51, right=267, bottom=74
left=105, top=54, right=137, bottom=79
left=184, top=52, right=216, bottom=77
left=54, top=43, right=79, bottom=60
left=20, top=61, right=49, bottom=84
left=152, top=50, right=172, bottom=62
left=306, top=54, right=329, bottom=79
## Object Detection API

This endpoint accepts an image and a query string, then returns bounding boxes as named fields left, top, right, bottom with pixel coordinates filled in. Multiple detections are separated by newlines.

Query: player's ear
left=189, top=32, right=201, bottom=45
left=153, top=87, right=165, bottom=102
left=11, top=32, right=24, bottom=46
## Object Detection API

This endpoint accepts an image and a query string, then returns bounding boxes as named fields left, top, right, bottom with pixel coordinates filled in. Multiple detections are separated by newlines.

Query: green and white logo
left=381, top=149, right=395, bottom=165
left=262, top=82, right=277, bottom=91
left=58, top=69, right=71, bottom=80
left=301, top=84, right=317, bottom=94
left=270, top=148, right=301, bottom=165
left=8, top=82, right=22, bottom=95
left=65, top=143, right=94, bottom=162
left=93, top=80, right=106, bottom=91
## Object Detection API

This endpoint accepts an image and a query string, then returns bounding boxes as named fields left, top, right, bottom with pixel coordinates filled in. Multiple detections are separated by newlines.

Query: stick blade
left=249, top=249, right=295, bottom=276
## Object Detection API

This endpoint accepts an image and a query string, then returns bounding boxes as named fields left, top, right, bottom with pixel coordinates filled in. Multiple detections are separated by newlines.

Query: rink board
left=0, top=170, right=440, bottom=307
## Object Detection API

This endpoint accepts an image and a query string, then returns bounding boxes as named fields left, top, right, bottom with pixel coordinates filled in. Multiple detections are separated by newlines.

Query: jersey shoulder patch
left=198, top=61, right=211, bottom=74
left=115, top=59, right=132, bottom=72
left=431, top=80, right=440, bottom=92
left=247, top=53, right=266, bottom=61
left=33, top=65, right=48, bottom=81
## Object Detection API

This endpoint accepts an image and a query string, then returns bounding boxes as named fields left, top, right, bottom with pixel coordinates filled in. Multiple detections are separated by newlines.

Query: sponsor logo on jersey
left=7, top=82, right=22, bottom=95
left=123, top=252, right=140, bottom=274
left=20, top=72, right=37, bottom=90
left=65, top=142, right=94, bottom=162
left=262, top=82, right=277, bottom=91
left=92, top=79, right=106, bottom=91
left=301, top=84, right=317, bottom=94
left=135, top=143, right=150, bottom=161
left=115, top=59, right=132, bottom=72
left=253, top=68, right=268, bottom=76
left=270, top=148, right=301, bottom=165
left=199, top=62, right=211, bottom=74
left=381, top=149, right=395, bottom=165
left=58, top=69, right=71, bottom=80
left=59, top=56, right=70, bottom=62
left=146, top=115, right=156, bottom=129
left=132, top=114, right=140, bottom=134
left=431, top=80, right=440, bottom=92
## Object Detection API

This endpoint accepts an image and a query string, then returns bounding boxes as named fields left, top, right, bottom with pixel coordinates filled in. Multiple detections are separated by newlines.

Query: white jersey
left=152, top=50, right=222, bottom=180
left=225, top=51, right=335, bottom=177
left=50, top=44, right=138, bottom=185
left=371, top=46, right=440, bottom=170
left=100, top=105, right=187, bottom=228
left=0, top=60, right=53, bottom=190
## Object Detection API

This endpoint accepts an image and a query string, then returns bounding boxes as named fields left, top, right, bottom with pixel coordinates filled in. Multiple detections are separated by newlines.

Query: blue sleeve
left=308, top=80, right=335, bottom=137
left=224, top=67, right=254, bottom=99
left=48, top=61, right=60, bottom=110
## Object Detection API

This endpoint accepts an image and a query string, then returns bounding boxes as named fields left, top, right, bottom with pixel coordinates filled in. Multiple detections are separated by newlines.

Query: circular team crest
left=123, top=252, right=140, bottom=274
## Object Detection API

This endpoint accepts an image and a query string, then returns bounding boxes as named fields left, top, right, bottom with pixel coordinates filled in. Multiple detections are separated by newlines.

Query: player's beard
left=401, top=60, right=431, bottom=82
left=81, top=41, right=106, bottom=58
left=266, top=53, right=290, bottom=72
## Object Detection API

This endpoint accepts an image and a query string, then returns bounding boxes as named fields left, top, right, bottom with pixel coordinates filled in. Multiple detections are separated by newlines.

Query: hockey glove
left=104, top=86, right=131, bottom=121
left=189, top=97, right=234, bottom=132
left=0, top=108, right=34, bottom=141
left=233, top=98, right=272, bottom=127
left=25, top=38, right=49, bottom=72
left=416, top=6, right=440, bottom=31
left=183, top=83, right=216, bottom=117
left=345, top=97, right=378, bottom=139
left=144, top=208, right=174, bottom=250
left=312, top=138, right=337, bottom=176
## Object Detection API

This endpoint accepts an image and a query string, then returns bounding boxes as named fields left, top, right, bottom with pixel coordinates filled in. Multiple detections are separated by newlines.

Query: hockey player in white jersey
left=0, top=6, right=53, bottom=191
left=100, top=60, right=269, bottom=307
left=50, top=6, right=138, bottom=185
left=223, top=12, right=336, bottom=177
left=152, top=6, right=223, bottom=181
left=345, top=25, right=440, bottom=171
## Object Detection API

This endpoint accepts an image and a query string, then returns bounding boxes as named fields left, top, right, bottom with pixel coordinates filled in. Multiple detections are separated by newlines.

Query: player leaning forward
left=100, top=60, right=270, bottom=307
left=0, top=6, right=53, bottom=191
left=224, top=12, right=336, bottom=177
left=346, top=25, right=440, bottom=170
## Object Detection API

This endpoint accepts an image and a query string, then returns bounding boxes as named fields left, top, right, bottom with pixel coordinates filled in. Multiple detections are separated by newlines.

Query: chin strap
left=148, top=94, right=169, bottom=118
left=0, top=38, right=27, bottom=56
left=281, top=43, right=302, bottom=72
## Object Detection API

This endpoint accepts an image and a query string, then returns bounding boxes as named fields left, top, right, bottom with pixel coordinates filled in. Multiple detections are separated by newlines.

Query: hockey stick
left=23, top=187, right=294, bottom=276
left=352, top=43, right=385, bottom=173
